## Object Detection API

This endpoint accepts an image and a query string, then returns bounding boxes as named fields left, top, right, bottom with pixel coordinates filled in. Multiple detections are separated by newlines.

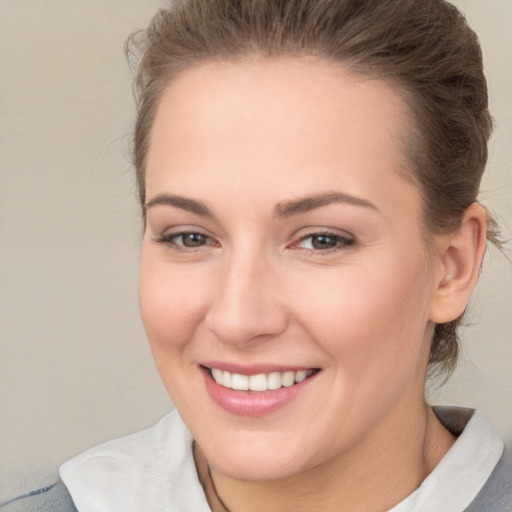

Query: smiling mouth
left=205, top=367, right=319, bottom=392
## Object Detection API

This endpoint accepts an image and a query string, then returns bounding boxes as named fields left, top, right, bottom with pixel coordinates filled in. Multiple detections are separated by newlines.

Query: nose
left=204, top=250, right=288, bottom=347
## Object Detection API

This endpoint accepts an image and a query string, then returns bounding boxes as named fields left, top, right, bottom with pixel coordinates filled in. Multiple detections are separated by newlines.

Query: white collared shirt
left=60, top=406, right=504, bottom=512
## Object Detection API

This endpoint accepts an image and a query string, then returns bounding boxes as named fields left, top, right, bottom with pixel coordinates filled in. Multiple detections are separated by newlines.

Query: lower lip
left=202, top=368, right=317, bottom=417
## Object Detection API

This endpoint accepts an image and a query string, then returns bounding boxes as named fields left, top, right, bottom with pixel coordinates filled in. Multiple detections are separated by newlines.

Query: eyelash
left=154, top=230, right=355, bottom=255
left=153, top=231, right=218, bottom=252
left=290, top=231, right=355, bottom=255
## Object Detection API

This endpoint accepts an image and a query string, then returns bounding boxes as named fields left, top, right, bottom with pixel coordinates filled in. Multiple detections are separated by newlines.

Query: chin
left=211, top=454, right=302, bottom=482
left=201, top=430, right=314, bottom=482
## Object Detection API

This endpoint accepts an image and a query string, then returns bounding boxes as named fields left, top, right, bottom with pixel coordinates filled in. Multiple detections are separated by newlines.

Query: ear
left=429, top=202, right=488, bottom=324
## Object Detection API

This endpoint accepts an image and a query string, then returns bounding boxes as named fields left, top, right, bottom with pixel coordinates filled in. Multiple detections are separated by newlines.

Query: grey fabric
left=4, top=427, right=510, bottom=511
left=464, top=447, right=512, bottom=512
left=0, top=480, right=77, bottom=512
left=3, top=461, right=511, bottom=512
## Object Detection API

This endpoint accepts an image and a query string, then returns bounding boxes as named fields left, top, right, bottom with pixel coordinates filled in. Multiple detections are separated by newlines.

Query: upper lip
left=201, top=361, right=319, bottom=376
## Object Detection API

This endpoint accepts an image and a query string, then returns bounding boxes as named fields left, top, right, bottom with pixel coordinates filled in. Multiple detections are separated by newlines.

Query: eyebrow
left=145, top=191, right=378, bottom=219
left=273, top=191, right=378, bottom=218
left=145, top=194, right=213, bottom=217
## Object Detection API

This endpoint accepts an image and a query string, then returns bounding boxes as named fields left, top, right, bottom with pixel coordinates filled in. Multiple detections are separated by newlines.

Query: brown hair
left=126, top=0, right=500, bottom=379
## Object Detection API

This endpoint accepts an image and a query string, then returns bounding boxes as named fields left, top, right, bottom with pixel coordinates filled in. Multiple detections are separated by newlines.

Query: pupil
left=312, top=235, right=336, bottom=250
left=183, top=233, right=206, bottom=247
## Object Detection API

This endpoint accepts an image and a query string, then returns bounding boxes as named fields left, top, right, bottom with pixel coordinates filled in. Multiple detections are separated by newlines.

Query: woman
left=8, top=0, right=511, bottom=510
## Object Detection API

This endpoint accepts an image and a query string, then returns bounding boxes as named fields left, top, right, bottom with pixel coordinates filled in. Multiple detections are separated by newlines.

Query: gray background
left=0, top=0, right=511, bottom=488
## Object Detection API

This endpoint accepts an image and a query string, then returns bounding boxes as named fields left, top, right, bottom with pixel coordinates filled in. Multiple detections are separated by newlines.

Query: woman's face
left=139, top=59, right=442, bottom=481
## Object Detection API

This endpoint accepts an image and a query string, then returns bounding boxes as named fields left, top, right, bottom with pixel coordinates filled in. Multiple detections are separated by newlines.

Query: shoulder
left=0, top=480, right=77, bottom=512
left=58, top=410, right=210, bottom=511
left=59, top=409, right=188, bottom=486
left=465, top=444, right=512, bottom=511
left=425, top=406, right=511, bottom=512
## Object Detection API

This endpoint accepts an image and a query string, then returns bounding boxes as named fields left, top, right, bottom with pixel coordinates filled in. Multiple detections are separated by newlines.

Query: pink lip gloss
left=201, top=365, right=318, bottom=417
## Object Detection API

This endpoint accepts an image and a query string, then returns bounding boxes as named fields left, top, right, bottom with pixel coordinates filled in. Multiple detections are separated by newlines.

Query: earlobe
left=429, top=203, right=488, bottom=324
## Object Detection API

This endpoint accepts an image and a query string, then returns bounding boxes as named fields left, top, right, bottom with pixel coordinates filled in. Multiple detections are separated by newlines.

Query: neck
left=195, top=403, right=455, bottom=512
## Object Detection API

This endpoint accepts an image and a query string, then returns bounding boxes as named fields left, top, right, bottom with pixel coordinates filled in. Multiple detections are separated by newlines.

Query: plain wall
left=0, top=0, right=511, bottom=497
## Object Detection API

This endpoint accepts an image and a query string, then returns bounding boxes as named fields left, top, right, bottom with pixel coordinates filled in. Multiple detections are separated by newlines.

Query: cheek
left=292, top=255, right=432, bottom=377
left=138, top=248, right=207, bottom=358
left=138, top=249, right=217, bottom=412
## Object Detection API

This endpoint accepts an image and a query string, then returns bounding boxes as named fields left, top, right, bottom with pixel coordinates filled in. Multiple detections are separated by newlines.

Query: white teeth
left=231, top=373, right=249, bottom=391
left=267, top=372, right=282, bottom=390
left=249, top=373, right=267, bottom=391
left=281, top=371, right=295, bottom=387
left=211, top=368, right=223, bottom=383
left=222, top=371, right=232, bottom=388
left=295, top=370, right=307, bottom=383
left=210, top=368, right=315, bottom=391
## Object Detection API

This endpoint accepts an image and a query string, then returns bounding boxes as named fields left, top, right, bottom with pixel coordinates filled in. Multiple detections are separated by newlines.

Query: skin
left=139, top=58, right=487, bottom=511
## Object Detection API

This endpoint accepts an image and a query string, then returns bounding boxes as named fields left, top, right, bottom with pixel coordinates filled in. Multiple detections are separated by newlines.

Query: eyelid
left=289, top=229, right=356, bottom=254
left=152, top=226, right=220, bottom=251
left=151, top=224, right=355, bottom=255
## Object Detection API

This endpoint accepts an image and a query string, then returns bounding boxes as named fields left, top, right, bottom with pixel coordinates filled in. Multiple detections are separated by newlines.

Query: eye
left=293, top=231, right=355, bottom=253
left=154, top=231, right=217, bottom=250
left=174, top=232, right=209, bottom=247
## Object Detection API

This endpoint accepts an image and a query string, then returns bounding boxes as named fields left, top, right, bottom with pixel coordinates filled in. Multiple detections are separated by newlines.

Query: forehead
left=145, top=58, right=418, bottom=216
